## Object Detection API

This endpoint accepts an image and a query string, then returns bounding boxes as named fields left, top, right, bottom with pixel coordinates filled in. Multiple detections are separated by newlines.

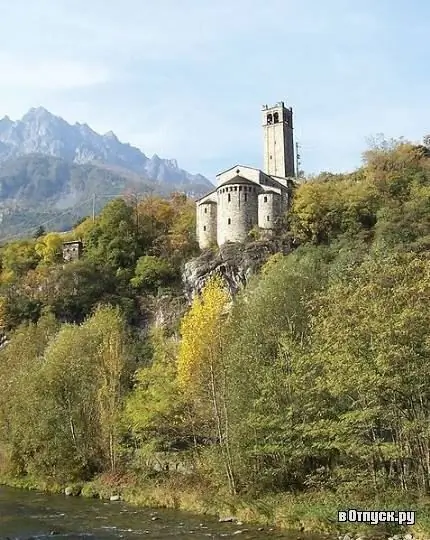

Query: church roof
left=218, top=175, right=260, bottom=188
left=195, top=189, right=217, bottom=203
left=215, top=164, right=260, bottom=177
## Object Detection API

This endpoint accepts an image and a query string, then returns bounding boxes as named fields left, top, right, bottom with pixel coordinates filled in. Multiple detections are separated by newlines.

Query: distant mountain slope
left=0, top=108, right=213, bottom=239
left=0, top=107, right=212, bottom=191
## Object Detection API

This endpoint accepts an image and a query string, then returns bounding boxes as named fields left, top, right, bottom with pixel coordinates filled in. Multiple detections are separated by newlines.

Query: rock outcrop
left=182, top=240, right=288, bottom=300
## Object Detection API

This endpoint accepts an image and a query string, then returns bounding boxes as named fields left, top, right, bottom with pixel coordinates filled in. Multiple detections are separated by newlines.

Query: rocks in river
left=64, top=485, right=81, bottom=496
left=110, top=494, right=120, bottom=501
left=218, top=516, right=237, bottom=522
left=151, top=515, right=159, bottom=521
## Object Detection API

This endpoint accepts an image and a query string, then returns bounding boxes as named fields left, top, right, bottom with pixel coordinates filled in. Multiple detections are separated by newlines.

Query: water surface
left=0, top=486, right=318, bottom=539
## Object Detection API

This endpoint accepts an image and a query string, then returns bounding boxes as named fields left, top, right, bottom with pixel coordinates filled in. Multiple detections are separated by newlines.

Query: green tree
left=124, top=327, right=190, bottom=464
left=130, top=255, right=177, bottom=292
left=84, top=305, right=131, bottom=474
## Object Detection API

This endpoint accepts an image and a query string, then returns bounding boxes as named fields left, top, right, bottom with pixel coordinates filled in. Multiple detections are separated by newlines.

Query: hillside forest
left=0, top=137, right=430, bottom=529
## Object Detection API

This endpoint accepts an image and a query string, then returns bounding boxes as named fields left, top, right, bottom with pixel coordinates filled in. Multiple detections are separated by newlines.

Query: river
left=0, top=486, right=321, bottom=539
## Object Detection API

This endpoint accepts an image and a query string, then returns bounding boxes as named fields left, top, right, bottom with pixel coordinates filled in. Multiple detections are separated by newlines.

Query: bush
left=130, top=256, right=177, bottom=292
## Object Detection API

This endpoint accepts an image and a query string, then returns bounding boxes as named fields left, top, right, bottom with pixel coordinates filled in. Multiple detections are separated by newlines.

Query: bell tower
left=262, top=101, right=295, bottom=178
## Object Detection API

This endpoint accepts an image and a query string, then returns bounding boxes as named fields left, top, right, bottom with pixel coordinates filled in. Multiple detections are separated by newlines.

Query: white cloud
left=0, top=55, right=110, bottom=90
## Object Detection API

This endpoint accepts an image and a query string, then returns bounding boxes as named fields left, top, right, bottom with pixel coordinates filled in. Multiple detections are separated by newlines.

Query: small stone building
left=196, top=101, right=297, bottom=249
left=62, top=240, right=83, bottom=262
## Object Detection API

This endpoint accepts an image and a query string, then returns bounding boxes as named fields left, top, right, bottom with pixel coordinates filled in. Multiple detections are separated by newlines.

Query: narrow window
left=228, top=193, right=231, bottom=202
left=244, top=193, right=248, bottom=202
left=273, top=112, right=279, bottom=123
left=204, top=207, right=208, bottom=213
left=234, top=186, right=237, bottom=191
left=203, top=225, right=206, bottom=231
left=264, top=196, right=267, bottom=203
left=267, top=113, right=273, bottom=124
left=228, top=218, right=231, bottom=225
left=239, top=186, right=242, bottom=191
left=267, top=215, right=270, bottom=221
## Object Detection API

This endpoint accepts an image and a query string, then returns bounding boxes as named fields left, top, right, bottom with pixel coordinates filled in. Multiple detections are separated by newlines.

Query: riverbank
left=0, top=472, right=427, bottom=539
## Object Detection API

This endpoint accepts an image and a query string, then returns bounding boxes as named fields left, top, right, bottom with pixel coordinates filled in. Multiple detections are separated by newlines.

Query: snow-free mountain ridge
left=0, top=107, right=212, bottom=191
left=0, top=107, right=213, bottom=238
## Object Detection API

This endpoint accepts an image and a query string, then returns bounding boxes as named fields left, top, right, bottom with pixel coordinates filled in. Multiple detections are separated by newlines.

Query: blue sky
left=0, top=0, right=428, bottom=181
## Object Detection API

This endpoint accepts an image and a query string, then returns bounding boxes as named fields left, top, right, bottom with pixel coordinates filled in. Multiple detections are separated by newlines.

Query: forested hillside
left=0, top=137, right=429, bottom=534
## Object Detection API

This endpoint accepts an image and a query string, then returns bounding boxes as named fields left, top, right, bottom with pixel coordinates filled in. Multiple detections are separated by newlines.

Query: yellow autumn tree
left=35, top=232, right=63, bottom=264
left=177, top=275, right=228, bottom=389
left=177, top=275, right=237, bottom=493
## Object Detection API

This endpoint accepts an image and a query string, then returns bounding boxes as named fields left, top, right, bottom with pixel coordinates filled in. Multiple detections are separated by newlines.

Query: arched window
left=267, top=215, right=270, bottom=221
left=267, top=113, right=273, bottom=124
left=264, top=196, right=267, bottom=202
left=273, top=112, right=279, bottom=123
left=204, top=207, right=208, bottom=213
left=203, top=226, right=206, bottom=231
left=228, top=218, right=231, bottom=225
left=228, top=193, right=231, bottom=202
left=234, top=186, right=237, bottom=191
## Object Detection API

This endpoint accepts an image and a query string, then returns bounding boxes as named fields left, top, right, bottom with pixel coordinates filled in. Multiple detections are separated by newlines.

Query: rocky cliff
left=182, top=241, right=289, bottom=301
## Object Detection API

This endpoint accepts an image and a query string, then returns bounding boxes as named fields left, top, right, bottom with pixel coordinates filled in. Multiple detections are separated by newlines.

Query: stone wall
left=216, top=182, right=259, bottom=245
left=262, top=104, right=295, bottom=178
left=258, top=191, right=282, bottom=229
left=197, top=201, right=217, bottom=249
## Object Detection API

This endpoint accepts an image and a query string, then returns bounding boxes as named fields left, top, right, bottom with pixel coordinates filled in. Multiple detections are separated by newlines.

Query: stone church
left=196, top=101, right=296, bottom=249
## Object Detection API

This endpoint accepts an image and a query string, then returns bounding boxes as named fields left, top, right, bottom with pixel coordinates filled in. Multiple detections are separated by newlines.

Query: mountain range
left=0, top=107, right=213, bottom=239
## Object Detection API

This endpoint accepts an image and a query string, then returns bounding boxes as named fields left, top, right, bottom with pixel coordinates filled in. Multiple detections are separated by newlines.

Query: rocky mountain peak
left=103, top=130, right=118, bottom=140
left=0, top=107, right=213, bottom=191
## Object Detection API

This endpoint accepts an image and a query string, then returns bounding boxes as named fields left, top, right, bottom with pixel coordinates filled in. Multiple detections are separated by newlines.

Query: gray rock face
left=0, top=107, right=212, bottom=192
left=182, top=241, right=286, bottom=300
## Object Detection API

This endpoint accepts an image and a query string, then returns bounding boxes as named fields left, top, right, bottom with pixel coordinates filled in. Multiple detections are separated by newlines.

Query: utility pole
left=295, top=142, right=301, bottom=178
left=134, top=193, right=139, bottom=235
